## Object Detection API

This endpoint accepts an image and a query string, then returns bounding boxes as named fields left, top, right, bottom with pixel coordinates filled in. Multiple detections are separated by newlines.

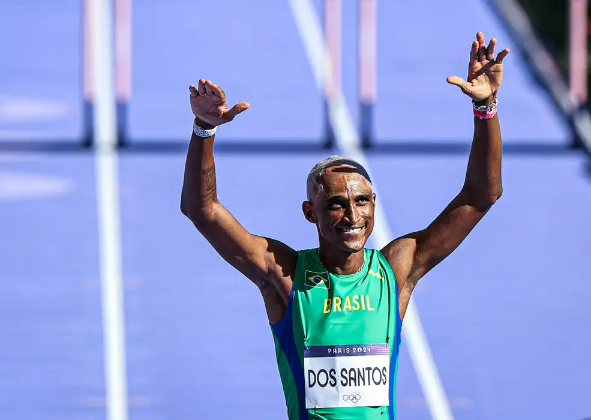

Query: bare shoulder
left=381, top=231, right=439, bottom=320
left=380, top=233, right=424, bottom=304
left=257, top=235, right=299, bottom=283
left=252, top=236, right=299, bottom=324
left=380, top=233, right=422, bottom=280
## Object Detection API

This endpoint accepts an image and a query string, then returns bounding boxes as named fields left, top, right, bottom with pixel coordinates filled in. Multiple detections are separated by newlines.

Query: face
left=303, top=166, right=375, bottom=253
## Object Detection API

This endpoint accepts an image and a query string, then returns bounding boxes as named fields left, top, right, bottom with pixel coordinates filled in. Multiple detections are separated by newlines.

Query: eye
left=327, top=198, right=345, bottom=210
left=356, top=195, right=371, bottom=205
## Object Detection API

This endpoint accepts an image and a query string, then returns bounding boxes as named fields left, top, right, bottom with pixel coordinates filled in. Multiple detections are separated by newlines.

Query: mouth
left=336, top=225, right=365, bottom=235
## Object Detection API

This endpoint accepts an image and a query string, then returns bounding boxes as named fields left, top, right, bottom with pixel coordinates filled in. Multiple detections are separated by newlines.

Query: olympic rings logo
left=342, top=394, right=361, bottom=403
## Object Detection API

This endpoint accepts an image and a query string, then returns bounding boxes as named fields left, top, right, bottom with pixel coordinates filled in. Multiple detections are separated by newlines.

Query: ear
left=372, top=193, right=376, bottom=204
left=302, top=201, right=318, bottom=224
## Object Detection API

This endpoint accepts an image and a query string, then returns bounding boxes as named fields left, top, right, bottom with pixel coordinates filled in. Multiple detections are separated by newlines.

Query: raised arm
left=180, top=80, right=297, bottom=322
left=381, top=32, right=510, bottom=318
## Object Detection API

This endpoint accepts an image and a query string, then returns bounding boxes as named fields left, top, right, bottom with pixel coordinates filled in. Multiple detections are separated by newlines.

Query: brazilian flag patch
left=305, top=270, right=330, bottom=290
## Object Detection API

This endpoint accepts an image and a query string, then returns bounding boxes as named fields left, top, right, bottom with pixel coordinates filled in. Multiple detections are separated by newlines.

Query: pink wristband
left=474, top=107, right=497, bottom=119
left=473, top=97, right=498, bottom=120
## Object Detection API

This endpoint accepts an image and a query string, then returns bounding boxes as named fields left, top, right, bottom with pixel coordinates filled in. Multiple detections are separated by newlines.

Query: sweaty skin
left=305, top=166, right=376, bottom=275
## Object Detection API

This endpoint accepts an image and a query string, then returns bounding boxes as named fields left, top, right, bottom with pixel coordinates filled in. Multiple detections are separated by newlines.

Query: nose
left=344, top=202, right=360, bottom=224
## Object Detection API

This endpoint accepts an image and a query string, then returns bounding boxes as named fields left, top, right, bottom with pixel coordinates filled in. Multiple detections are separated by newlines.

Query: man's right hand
left=189, top=79, right=250, bottom=128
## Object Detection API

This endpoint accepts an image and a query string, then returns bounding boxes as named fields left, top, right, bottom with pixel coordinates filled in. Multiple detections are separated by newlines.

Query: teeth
left=340, top=227, right=363, bottom=233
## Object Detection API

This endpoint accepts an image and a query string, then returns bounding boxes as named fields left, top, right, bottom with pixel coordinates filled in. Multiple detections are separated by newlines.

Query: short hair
left=306, top=155, right=372, bottom=200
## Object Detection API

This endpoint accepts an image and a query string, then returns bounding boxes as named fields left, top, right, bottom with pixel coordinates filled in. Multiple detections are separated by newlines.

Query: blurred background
left=1, top=0, right=590, bottom=419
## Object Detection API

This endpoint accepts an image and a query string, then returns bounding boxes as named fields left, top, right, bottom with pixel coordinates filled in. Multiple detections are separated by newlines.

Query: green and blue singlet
left=271, top=248, right=403, bottom=420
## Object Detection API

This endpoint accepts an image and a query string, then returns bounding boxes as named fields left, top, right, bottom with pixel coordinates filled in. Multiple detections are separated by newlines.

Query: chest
left=293, top=272, right=396, bottom=411
left=294, top=272, right=394, bottom=346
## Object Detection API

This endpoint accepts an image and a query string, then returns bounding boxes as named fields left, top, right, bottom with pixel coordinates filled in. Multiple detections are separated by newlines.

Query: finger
left=198, top=79, right=206, bottom=95
left=486, top=38, right=497, bottom=61
left=447, top=76, right=466, bottom=87
left=496, top=48, right=510, bottom=63
left=204, top=80, right=215, bottom=95
left=209, top=83, right=226, bottom=100
left=447, top=76, right=471, bottom=94
left=225, top=102, right=250, bottom=121
left=469, top=40, right=479, bottom=64
left=189, top=85, right=199, bottom=97
left=477, top=32, right=486, bottom=61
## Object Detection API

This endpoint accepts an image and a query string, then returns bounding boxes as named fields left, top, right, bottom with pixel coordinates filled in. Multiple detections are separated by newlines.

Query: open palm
left=189, top=79, right=249, bottom=127
left=447, top=32, right=510, bottom=102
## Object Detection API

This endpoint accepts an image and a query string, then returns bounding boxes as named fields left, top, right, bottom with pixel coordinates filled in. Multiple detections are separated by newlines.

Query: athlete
left=181, top=32, right=509, bottom=419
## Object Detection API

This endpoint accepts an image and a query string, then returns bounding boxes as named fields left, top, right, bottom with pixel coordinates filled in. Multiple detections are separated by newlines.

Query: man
left=181, top=32, right=509, bottom=419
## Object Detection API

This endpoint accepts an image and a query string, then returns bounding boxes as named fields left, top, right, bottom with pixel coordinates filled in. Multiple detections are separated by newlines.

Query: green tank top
left=271, top=248, right=403, bottom=420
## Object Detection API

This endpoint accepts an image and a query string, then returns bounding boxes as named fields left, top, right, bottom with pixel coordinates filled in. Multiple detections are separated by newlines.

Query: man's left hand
left=447, top=32, right=510, bottom=102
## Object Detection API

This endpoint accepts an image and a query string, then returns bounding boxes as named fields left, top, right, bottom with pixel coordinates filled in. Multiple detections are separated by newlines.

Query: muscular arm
left=180, top=120, right=297, bottom=321
left=381, top=33, right=508, bottom=319
left=383, top=99, right=503, bottom=318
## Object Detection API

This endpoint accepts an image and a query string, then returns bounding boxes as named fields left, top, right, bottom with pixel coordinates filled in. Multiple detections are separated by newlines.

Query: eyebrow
left=325, top=192, right=372, bottom=201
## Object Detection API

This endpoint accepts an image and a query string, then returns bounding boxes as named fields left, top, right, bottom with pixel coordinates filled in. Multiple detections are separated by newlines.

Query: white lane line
left=90, top=0, right=129, bottom=419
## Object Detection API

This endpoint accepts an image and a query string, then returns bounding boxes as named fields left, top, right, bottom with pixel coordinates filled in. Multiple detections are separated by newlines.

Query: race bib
left=304, top=344, right=390, bottom=409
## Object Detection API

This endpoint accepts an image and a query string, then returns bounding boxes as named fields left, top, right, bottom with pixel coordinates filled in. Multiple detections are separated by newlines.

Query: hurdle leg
left=83, top=0, right=95, bottom=147
left=115, top=0, right=132, bottom=147
left=324, top=0, right=341, bottom=149
left=359, top=0, right=377, bottom=149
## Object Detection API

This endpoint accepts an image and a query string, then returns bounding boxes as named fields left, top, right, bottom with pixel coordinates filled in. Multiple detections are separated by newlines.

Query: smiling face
left=303, top=165, right=375, bottom=253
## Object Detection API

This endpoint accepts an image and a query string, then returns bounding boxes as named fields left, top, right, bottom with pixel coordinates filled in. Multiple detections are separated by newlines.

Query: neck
left=317, top=244, right=365, bottom=275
